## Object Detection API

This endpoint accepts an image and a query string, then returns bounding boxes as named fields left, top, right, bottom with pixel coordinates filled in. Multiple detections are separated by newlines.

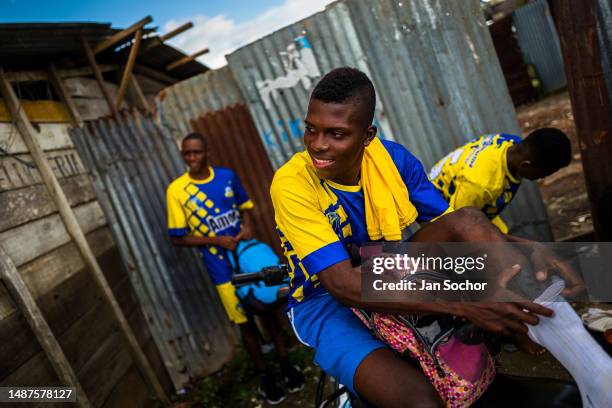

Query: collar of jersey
left=188, top=166, right=215, bottom=184
left=502, top=144, right=521, bottom=184
left=324, top=178, right=362, bottom=192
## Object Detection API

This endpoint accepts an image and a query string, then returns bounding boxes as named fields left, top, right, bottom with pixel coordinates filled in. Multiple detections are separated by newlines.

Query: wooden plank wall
left=63, top=78, right=128, bottom=121
left=0, top=107, right=172, bottom=406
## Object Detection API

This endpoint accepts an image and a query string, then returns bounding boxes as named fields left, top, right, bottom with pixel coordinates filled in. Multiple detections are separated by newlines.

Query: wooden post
left=129, top=75, right=150, bottom=112
left=160, top=22, right=194, bottom=42
left=134, top=63, right=176, bottom=85
left=47, top=64, right=83, bottom=127
left=552, top=0, right=612, bottom=240
left=0, top=68, right=169, bottom=404
left=81, top=38, right=119, bottom=120
left=0, top=246, right=92, bottom=407
left=116, top=29, right=143, bottom=109
left=165, top=48, right=209, bottom=71
left=92, top=16, right=152, bottom=56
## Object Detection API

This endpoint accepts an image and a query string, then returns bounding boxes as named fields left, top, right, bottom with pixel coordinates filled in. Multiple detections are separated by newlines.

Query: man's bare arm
left=317, top=260, right=553, bottom=337
left=170, top=235, right=237, bottom=251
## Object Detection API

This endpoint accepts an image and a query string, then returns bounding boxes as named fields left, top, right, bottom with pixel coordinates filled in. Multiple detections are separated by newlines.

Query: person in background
left=166, top=132, right=304, bottom=405
left=428, top=128, right=571, bottom=233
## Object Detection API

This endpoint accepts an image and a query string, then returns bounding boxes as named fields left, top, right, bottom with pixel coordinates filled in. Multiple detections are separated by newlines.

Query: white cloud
left=163, top=0, right=334, bottom=69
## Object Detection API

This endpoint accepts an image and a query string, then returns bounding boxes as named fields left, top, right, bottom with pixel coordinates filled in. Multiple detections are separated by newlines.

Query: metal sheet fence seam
left=596, top=0, right=612, bottom=104
left=512, top=0, right=567, bottom=94
left=225, top=0, right=552, bottom=240
left=70, top=110, right=235, bottom=389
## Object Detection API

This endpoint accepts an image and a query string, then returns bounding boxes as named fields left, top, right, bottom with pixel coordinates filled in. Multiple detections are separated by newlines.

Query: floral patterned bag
left=353, top=309, right=496, bottom=407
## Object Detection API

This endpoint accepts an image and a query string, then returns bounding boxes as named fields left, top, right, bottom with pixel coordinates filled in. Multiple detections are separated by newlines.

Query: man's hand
left=458, top=263, right=553, bottom=337
left=215, top=236, right=238, bottom=251
left=458, top=297, right=553, bottom=337
left=528, top=243, right=585, bottom=298
left=235, top=225, right=253, bottom=242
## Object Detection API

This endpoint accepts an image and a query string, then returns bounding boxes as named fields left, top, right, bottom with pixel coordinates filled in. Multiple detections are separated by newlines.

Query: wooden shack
left=0, top=19, right=208, bottom=406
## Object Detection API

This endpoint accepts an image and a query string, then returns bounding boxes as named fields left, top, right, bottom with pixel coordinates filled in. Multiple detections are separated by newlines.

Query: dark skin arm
left=318, top=260, right=554, bottom=338
left=170, top=209, right=254, bottom=252
left=235, top=208, right=254, bottom=242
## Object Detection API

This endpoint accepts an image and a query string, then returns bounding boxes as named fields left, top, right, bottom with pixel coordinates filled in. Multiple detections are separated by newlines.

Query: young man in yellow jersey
left=270, top=67, right=583, bottom=407
left=428, top=129, right=571, bottom=233
left=167, top=133, right=303, bottom=404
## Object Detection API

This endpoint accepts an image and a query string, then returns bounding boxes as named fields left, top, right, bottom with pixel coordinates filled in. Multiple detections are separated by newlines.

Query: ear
left=363, top=125, right=378, bottom=147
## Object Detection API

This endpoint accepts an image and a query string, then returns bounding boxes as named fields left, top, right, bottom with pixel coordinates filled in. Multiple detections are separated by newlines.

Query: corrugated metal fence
left=596, top=0, right=612, bottom=104
left=155, top=66, right=245, bottom=144
left=226, top=0, right=552, bottom=240
left=70, top=110, right=235, bottom=389
left=513, top=0, right=567, bottom=94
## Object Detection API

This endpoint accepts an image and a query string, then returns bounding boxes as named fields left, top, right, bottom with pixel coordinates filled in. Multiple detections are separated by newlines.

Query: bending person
left=428, top=128, right=571, bottom=233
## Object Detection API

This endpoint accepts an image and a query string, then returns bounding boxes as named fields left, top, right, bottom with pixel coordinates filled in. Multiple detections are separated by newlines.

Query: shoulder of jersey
left=168, top=172, right=190, bottom=190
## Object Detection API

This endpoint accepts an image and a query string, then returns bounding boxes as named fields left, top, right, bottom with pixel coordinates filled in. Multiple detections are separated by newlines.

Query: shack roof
left=0, top=22, right=208, bottom=81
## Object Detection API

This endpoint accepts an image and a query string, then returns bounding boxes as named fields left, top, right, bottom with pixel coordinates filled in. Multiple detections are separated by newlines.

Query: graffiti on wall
left=256, top=36, right=322, bottom=110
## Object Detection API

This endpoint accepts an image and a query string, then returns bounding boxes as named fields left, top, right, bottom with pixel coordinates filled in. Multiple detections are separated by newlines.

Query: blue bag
left=229, top=239, right=286, bottom=305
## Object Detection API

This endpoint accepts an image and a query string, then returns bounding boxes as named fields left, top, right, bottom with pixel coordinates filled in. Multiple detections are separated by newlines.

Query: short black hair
left=183, top=132, right=207, bottom=147
left=522, top=128, right=571, bottom=171
left=311, top=67, right=376, bottom=127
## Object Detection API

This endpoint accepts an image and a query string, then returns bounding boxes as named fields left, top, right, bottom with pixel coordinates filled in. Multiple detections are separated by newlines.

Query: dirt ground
left=516, top=91, right=593, bottom=240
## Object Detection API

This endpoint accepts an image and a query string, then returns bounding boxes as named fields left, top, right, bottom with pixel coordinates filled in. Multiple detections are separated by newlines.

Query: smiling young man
left=269, top=68, right=586, bottom=407
left=166, top=133, right=304, bottom=404
left=429, top=129, right=571, bottom=233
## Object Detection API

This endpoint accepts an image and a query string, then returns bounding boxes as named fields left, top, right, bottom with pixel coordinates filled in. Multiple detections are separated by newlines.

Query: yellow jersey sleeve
left=166, top=182, right=189, bottom=237
left=270, top=172, right=348, bottom=273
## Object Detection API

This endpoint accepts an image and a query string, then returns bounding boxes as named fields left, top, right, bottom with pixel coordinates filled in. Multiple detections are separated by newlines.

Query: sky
left=1, top=0, right=333, bottom=68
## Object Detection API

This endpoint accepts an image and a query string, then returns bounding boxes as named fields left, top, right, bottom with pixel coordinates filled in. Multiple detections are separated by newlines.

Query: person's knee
left=355, top=349, right=444, bottom=408
left=452, top=206, right=488, bottom=224
left=446, top=207, right=499, bottom=238
left=411, top=393, right=445, bottom=408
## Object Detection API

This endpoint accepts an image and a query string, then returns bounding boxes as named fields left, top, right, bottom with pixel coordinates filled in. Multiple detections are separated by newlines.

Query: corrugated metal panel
left=227, top=0, right=552, bottom=240
left=70, top=110, right=235, bottom=389
left=155, top=66, right=245, bottom=143
left=226, top=1, right=394, bottom=170
left=192, top=105, right=281, bottom=255
left=513, top=0, right=567, bottom=94
left=596, top=0, right=612, bottom=103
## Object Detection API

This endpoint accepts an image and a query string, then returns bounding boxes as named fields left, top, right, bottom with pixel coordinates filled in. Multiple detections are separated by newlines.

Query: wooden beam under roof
left=91, top=16, right=152, bottom=56
left=47, top=64, right=83, bottom=127
left=81, top=37, right=119, bottom=119
left=165, top=47, right=209, bottom=71
left=160, top=22, right=194, bottom=42
left=115, top=28, right=143, bottom=109
left=133, top=63, right=176, bottom=85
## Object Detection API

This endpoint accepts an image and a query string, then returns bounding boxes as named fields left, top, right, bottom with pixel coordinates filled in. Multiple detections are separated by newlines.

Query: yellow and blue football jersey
left=428, top=133, right=522, bottom=233
left=271, top=140, right=450, bottom=308
left=166, top=166, right=253, bottom=284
